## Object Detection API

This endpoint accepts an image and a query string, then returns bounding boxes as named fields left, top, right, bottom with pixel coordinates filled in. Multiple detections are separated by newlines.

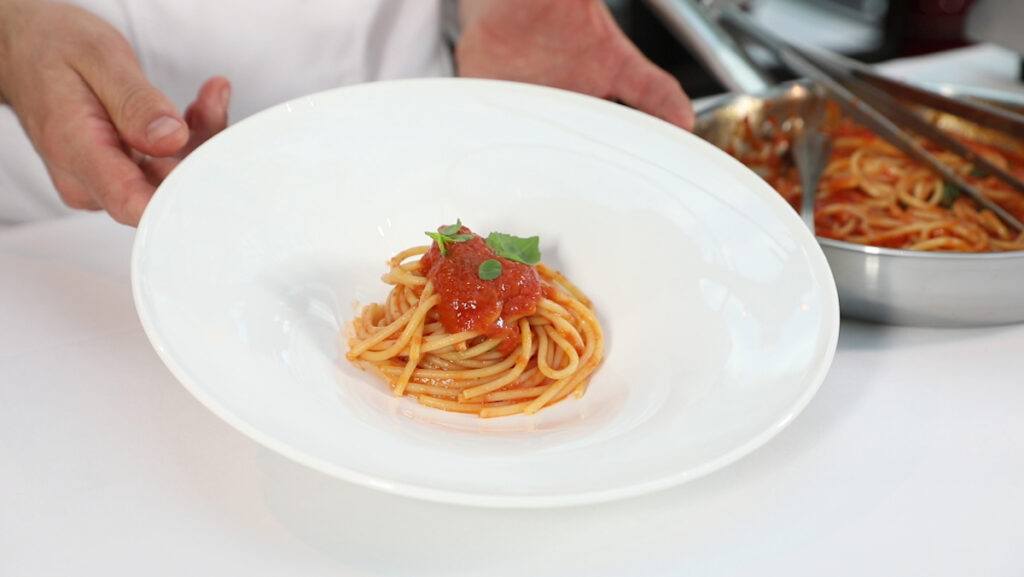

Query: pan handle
left=642, top=0, right=772, bottom=94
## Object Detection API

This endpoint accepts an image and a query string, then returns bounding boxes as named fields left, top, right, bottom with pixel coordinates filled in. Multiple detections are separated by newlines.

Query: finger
left=138, top=156, right=180, bottom=186
left=140, top=77, right=232, bottom=184
left=48, top=166, right=102, bottom=211
left=65, top=115, right=157, bottom=226
left=129, top=148, right=170, bottom=186
left=70, top=34, right=188, bottom=157
left=180, top=76, right=231, bottom=156
left=611, top=48, right=695, bottom=131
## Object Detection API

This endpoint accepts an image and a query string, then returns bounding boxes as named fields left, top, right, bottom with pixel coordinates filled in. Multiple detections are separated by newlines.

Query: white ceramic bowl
left=133, top=79, right=839, bottom=507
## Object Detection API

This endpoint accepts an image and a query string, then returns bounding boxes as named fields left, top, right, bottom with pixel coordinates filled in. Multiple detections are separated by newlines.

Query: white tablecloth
left=3, top=46, right=1024, bottom=576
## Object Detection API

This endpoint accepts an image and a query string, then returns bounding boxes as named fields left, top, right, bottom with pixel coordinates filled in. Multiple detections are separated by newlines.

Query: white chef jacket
left=0, top=0, right=453, bottom=224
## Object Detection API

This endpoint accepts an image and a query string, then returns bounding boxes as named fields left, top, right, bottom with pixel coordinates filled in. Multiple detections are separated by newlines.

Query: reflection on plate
left=133, top=78, right=839, bottom=507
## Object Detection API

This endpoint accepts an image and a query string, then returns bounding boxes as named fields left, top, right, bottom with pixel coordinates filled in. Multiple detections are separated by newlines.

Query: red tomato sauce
left=820, top=188, right=867, bottom=206
left=420, top=227, right=542, bottom=353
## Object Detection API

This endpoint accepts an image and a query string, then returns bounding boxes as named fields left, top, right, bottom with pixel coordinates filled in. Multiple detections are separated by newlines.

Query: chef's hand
left=0, top=0, right=230, bottom=226
left=456, top=0, right=694, bottom=130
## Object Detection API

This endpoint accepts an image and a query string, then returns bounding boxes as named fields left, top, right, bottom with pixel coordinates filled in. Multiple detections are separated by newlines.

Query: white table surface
left=4, top=46, right=1024, bottom=576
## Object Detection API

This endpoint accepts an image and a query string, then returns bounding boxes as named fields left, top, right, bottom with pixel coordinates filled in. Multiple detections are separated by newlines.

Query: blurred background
left=607, top=0, right=1022, bottom=98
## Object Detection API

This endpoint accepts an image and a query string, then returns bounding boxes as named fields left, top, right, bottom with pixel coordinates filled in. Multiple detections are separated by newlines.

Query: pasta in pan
left=727, top=114, right=1024, bottom=252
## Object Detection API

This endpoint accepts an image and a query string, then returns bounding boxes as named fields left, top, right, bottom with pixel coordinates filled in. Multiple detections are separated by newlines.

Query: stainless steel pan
left=695, top=82, right=1024, bottom=327
left=645, top=0, right=1024, bottom=326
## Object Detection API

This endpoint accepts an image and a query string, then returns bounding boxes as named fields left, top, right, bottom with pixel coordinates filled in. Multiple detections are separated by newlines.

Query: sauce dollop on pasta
left=420, top=227, right=541, bottom=352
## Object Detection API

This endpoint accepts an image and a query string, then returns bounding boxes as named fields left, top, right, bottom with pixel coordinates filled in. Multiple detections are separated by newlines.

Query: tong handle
left=719, top=7, right=1024, bottom=233
left=642, top=0, right=772, bottom=94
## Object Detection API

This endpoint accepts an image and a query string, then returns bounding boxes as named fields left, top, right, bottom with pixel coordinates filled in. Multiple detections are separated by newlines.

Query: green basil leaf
left=478, top=259, right=502, bottom=281
left=485, top=232, right=541, bottom=265
left=424, top=231, right=448, bottom=255
left=969, top=166, right=987, bottom=178
left=940, top=182, right=961, bottom=208
left=448, top=233, right=476, bottom=242
left=440, top=219, right=463, bottom=236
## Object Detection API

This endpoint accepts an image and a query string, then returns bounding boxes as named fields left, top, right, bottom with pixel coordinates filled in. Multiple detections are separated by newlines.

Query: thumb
left=611, top=46, right=695, bottom=131
left=72, top=38, right=188, bottom=156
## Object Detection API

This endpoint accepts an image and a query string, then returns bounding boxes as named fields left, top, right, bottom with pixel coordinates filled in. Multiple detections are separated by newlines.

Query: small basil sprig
left=478, top=259, right=502, bottom=281
left=485, top=232, right=541, bottom=265
left=424, top=219, right=474, bottom=255
left=940, top=182, right=961, bottom=208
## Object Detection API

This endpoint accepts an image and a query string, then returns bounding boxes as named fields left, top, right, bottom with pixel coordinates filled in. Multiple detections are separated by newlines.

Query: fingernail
left=146, top=116, right=185, bottom=145
left=219, top=85, right=231, bottom=111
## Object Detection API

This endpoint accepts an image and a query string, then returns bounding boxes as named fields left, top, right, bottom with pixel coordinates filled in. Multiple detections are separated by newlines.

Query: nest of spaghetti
left=346, top=243, right=604, bottom=418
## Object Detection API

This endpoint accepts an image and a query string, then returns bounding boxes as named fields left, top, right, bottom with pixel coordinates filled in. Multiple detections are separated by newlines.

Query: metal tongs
left=792, top=96, right=831, bottom=234
left=645, top=0, right=1024, bottom=233
left=717, top=7, right=1024, bottom=232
